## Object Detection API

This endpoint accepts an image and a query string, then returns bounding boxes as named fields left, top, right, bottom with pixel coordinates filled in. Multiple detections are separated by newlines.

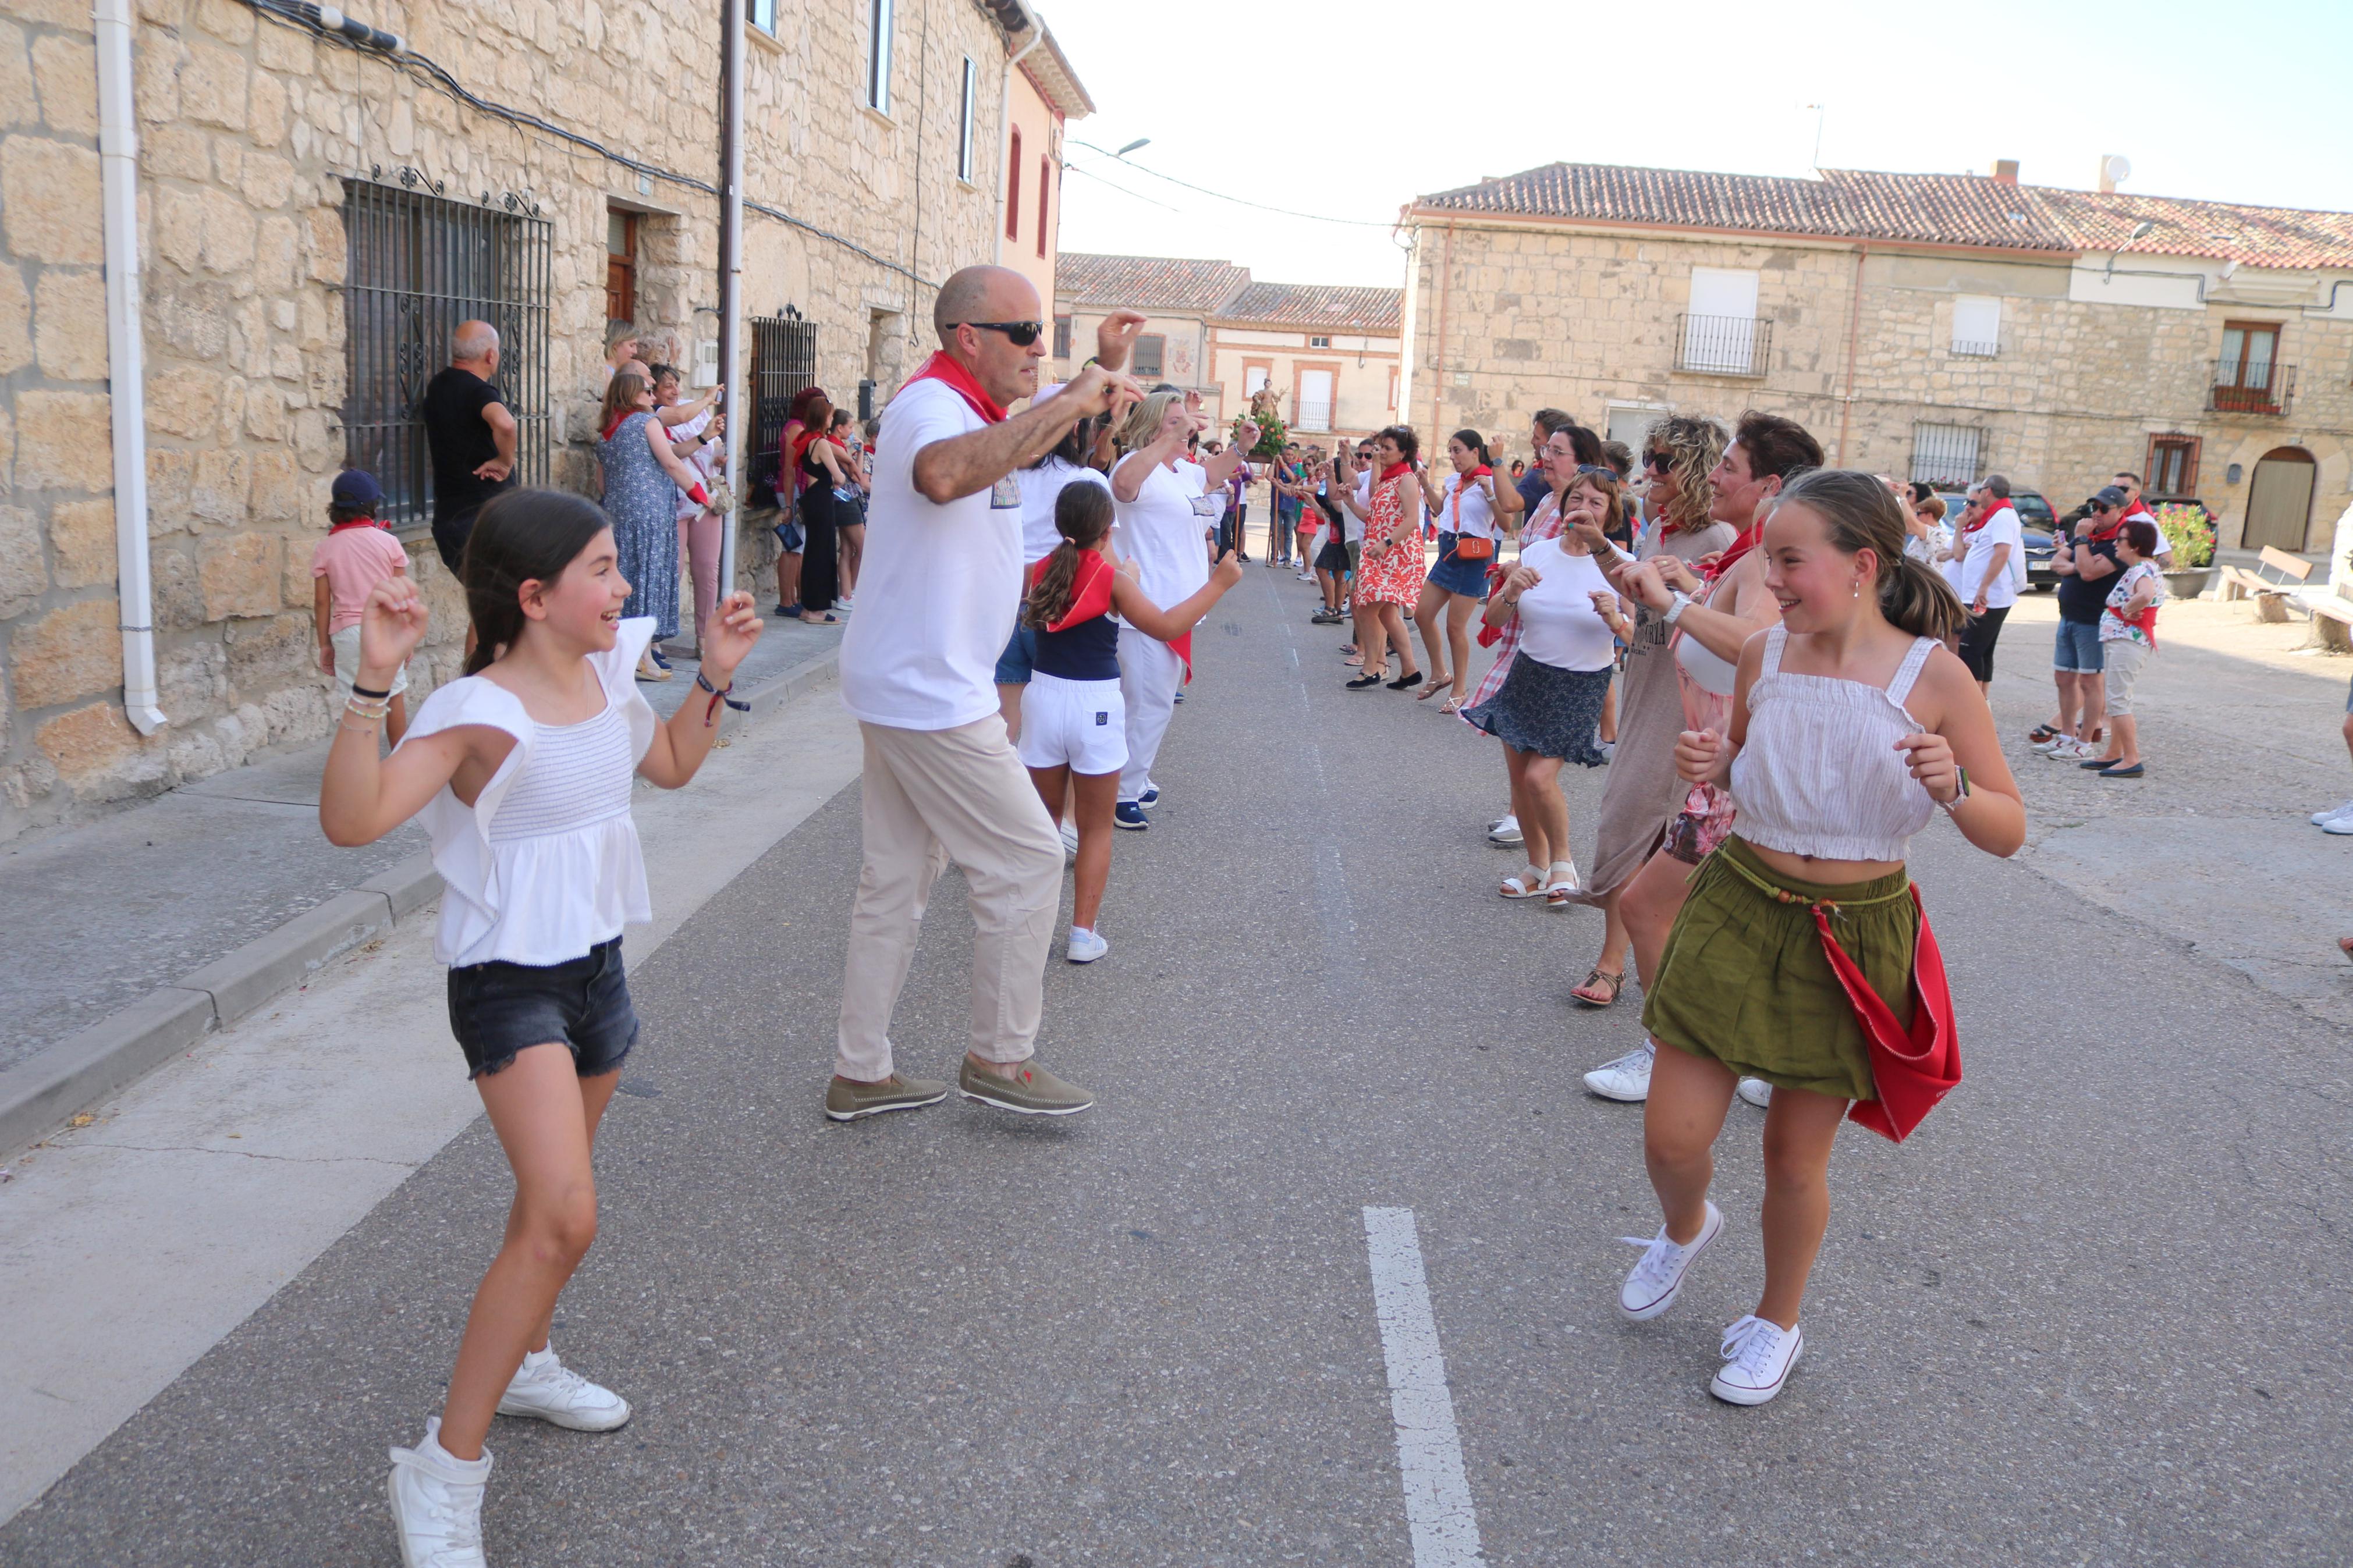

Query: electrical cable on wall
left=242, top=0, right=943, bottom=291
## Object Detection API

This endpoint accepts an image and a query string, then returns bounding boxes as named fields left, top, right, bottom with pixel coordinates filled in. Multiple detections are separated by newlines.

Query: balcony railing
left=1294, top=397, right=1333, bottom=433
left=1951, top=337, right=2000, bottom=358
left=2208, top=361, right=2296, bottom=416
left=1676, top=314, right=1772, bottom=378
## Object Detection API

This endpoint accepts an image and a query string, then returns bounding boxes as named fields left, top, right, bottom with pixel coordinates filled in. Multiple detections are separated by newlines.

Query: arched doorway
left=2244, top=446, right=2317, bottom=552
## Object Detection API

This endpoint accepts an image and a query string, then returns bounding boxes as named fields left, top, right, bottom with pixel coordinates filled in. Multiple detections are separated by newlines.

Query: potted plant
left=2155, top=503, right=2216, bottom=599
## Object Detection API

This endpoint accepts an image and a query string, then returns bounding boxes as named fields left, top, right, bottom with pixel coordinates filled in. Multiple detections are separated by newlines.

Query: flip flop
left=1571, top=967, right=1625, bottom=1007
left=1416, top=674, right=1453, bottom=700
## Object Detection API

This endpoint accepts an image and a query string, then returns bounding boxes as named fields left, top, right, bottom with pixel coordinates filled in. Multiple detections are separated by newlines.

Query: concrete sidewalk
left=0, top=614, right=844, bottom=1150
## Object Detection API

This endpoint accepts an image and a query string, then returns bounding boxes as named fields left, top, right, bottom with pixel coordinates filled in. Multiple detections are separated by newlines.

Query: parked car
left=1933, top=489, right=2059, bottom=590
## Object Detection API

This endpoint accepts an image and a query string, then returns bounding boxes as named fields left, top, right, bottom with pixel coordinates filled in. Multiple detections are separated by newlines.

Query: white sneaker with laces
left=1618, top=1199, right=1722, bottom=1321
left=387, top=1417, right=491, bottom=1568
left=1488, top=814, right=1523, bottom=847
left=1583, top=1041, right=1655, bottom=1102
left=2312, top=801, right=2353, bottom=826
left=1710, top=1314, right=1803, bottom=1405
left=496, top=1346, right=630, bottom=1431
left=1066, top=926, right=1108, bottom=963
left=2030, top=735, right=2071, bottom=756
left=1736, top=1077, right=1773, bottom=1108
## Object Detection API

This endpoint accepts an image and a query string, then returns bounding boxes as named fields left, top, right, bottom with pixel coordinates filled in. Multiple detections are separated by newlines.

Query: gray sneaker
left=824, top=1071, right=950, bottom=1122
left=956, top=1056, right=1094, bottom=1117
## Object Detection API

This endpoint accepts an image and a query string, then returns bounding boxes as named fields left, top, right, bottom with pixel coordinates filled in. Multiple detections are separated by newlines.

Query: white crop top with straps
left=399, top=618, right=658, bottom=968
left=1728, top=627, right=1939, bottom=863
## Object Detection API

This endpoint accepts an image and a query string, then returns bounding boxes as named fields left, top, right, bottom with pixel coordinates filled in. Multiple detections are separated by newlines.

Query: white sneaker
left=2312, top=801, right=2353, bottom=826
left=1736, top=1077, right=1773, bottom=1108
left=1619, top=1199, right=1722, bottom=1321
left=2050, top=737, right=2098, bottom=762
left=2326, top=817, right=2353, bottom=837
left=1710, top=1314, right=1803, bottom=1406
left=1487, top=814, right=1523, bottom=847
left=1066, top=926, right=1108, bottom=963
left=387, top=1417, right=491, bottom=1568
left=496, top=1346, right=631, bottom=1431
left=1583, top=1041, right=1655, bottom=1102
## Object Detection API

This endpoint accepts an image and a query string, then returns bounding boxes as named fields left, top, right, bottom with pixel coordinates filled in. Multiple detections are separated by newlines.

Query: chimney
left=1990, top=159, right=2020, bottom=186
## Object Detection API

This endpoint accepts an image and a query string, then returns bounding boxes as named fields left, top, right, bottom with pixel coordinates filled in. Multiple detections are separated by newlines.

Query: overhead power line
left=1067, top=140, right=1396, bottom=229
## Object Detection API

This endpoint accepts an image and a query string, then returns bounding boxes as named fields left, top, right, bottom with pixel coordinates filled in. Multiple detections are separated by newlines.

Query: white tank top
left=1729, top=627, right=1939, bottom=862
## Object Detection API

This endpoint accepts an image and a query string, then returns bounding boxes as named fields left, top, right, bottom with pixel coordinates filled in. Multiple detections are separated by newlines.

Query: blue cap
left=331, top=469, right=384, bottom=508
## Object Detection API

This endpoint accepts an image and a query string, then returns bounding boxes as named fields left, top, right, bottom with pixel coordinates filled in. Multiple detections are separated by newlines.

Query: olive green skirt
left=1639, top=836, right=1915, bottom=1102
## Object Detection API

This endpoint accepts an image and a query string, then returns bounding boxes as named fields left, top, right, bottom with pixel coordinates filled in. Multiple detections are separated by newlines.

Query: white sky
left=1045, top=0, right=2353, bottom=291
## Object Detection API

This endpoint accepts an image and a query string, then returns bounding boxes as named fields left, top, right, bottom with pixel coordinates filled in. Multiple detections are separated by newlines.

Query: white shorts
left=1016, top=671, right=1127, bottom=776
left=329, top=624, right=409, bottom=698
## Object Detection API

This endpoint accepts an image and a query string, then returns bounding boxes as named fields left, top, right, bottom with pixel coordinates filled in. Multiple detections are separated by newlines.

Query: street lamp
left=1114, top=137, right=1151, bottom=158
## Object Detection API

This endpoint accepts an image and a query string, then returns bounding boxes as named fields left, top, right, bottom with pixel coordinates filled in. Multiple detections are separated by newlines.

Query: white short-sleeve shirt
left=1442, top=472, right=1498, bottom=540
left=839, top=378, right=1023, bottom=731
left=1018, top=459, right=1112, bottom=566
left=1954, top=506, right=2024, bottom=610
left=1111, top=452, right=1212, bottom=611
left=1511, top=539, right=1618, bottom=673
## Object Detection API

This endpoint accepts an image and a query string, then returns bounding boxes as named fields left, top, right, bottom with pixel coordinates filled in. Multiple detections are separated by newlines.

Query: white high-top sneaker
left=497, top=1346, right=631, bottom=1431
left=387, top=1417, right=491, bottom=1568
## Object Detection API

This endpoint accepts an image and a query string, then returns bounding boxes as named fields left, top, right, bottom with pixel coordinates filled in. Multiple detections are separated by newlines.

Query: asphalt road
left=6, top=566, right=2350, bottom=1566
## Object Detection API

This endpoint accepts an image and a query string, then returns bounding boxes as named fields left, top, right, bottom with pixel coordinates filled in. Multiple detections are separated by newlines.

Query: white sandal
left=1542, top=860, right=1582, bottom=907
left=1500, top=865, right=1548, bottom=899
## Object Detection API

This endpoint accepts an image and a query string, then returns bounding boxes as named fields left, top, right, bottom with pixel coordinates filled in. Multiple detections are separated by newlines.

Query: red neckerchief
left=2117, top=562, right=2160, bottom=649
left=2086, top=511, right=2124, bottom=543
left=906, top=350, right=1007, bottom=424
left=1701, top=519, right=1765, bottom=583
left=601, top=409, right=635, bottom=442
left=1450, top=465, right=1491, bottom=527
left=1027, top=550, right=1116, bottom=633
left=1378, top=460, right=1412, bottom=484
left=790, top=427, right=829, bottom=464
left=1964, top=502, right=2014, bottom=537
left=328, top=518, right=386, bottom=534
left=2121, top=502, right=2155, bottom=525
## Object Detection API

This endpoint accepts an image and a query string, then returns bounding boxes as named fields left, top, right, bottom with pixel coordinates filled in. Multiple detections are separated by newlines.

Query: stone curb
left=0, top=648, right=839, bottom=1161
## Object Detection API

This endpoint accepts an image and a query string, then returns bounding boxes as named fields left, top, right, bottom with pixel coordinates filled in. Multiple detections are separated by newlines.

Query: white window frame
left=1951, top=295, right=2001, bottom=358
left=955, top=56, right=976, bottom=180
left=866, top=0, right=894, bottom=115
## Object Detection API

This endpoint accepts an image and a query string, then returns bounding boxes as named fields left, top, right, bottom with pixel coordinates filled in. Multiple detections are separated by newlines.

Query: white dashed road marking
left=1362, top=1206, right=1485, bottom=1566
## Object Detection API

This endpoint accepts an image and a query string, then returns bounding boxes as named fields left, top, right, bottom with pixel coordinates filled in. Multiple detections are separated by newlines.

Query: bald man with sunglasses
left=829, top=266, right=1144, bottom=1123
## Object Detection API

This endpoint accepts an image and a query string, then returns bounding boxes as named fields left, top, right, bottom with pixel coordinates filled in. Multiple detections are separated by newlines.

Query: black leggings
left=1955, top=604, right=2010, bottom=682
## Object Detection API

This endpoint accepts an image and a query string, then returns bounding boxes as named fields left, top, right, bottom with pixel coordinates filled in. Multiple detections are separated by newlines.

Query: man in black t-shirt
left=421, top=321, right=519, bottom=575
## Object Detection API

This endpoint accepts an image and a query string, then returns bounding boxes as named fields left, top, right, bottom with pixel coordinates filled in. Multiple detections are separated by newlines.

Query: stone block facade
left=1404, top=220, right=2353, bottom=549
left=0, top=0, right=1021, bottom=844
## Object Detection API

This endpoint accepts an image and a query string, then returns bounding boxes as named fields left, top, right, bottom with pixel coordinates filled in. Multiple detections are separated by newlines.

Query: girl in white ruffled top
left=320, top=489, right=762, bottom=1567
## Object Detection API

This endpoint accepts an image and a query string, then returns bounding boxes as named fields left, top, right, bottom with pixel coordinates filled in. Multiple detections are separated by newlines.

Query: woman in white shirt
left=1463, top=472, right=1619, bottom=907
left=1412, top=430, right=1524, bottom=712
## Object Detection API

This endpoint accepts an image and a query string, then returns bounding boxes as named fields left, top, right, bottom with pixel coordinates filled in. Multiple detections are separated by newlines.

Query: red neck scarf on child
left=328, top=518, right=384, bottom=534
left=905, top=351, right=1007, bottom=424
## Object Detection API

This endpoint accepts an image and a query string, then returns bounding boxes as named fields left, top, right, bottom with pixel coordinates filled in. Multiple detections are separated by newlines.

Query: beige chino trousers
left=834, top=714, right=1063, bottom=1081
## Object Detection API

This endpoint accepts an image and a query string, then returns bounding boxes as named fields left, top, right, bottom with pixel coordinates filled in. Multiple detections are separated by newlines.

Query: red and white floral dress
left=1352, top=474, right=1426, bottom=609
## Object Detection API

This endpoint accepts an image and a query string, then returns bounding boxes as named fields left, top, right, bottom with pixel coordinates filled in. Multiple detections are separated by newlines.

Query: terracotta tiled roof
left=1055, top=253, right=1253, bottom=312
left=1414, top=162, right=2353, bottom=268
left=1216, top=282, right=1402, bottom=332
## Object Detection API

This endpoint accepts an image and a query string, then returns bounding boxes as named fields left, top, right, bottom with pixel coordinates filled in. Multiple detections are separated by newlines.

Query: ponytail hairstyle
left=1774, top=468, right=1965, bottom=643
left=1023, top=481, right=1115, bottom=631
left=460, top=489, right=615, bottom=675
left=1449, top=428, right=1492, bottom=467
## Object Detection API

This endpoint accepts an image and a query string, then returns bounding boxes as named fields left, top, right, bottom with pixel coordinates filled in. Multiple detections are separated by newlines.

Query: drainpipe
left=715, top=0, right=744, bottom=598
left=95, top=0, right=165, bottom=735
left=1834, top=241, right=1867, bottom=467
left=1426, top=221, right=1454, bottom=440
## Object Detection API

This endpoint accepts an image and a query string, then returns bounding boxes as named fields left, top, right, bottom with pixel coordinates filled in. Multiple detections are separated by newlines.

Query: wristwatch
left=1938, top=765, right=1972, bottom=816
left=1663, top=589, right=1692, bottom=625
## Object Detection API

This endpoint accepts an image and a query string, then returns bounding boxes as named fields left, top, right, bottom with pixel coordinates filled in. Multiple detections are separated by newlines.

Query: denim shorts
left=995, top=621, right=1037, bottom=685
left=446, top=937, right=638, bottom=1079
left=2053, top=618, right=2105, bottom=674
left=1427, top=535, right=1493, bottom=600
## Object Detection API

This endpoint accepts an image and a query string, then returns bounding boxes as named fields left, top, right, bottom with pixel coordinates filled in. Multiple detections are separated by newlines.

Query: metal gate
left=748, top=314, right=819, bottom=506
left=1909, top=422, right=1983, bottom=489
left=342, top=176, right=551, bottom=531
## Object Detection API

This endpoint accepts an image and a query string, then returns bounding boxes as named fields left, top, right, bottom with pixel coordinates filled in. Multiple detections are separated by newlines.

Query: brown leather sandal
left=1571, top=966, right=1626, bottom=1007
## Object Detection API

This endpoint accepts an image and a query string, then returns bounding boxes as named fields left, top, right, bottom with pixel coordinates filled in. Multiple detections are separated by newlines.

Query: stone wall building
left=1054, top=253, right=1402, bottom=442
left=0, top=0, right=1079, bottom=845
left=1401, top=161, right=2353, bottom=547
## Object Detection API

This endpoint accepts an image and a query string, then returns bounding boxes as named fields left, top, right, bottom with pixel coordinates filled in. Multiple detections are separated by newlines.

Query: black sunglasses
left=1644, top=450, right=1672, bottom=474
left=957, top=320, right=1044, bottom=346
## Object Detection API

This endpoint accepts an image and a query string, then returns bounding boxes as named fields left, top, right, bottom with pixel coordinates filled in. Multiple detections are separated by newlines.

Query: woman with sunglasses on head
left=1339, top=426, right=1429, bottom=691
left=1412, top=430, right=1522, bottom=712
left=1465, top=465, right=1622, bottom=904
left=1617, top=470, right=2021, bottom=1406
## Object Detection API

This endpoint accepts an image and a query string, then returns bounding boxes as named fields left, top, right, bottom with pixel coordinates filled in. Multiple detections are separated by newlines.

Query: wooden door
left=2243, top=449, right=2317, bottom=552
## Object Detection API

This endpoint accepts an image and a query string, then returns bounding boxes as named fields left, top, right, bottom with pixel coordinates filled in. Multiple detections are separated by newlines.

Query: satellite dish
left=2103, top=155, right=2132, bottom=187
